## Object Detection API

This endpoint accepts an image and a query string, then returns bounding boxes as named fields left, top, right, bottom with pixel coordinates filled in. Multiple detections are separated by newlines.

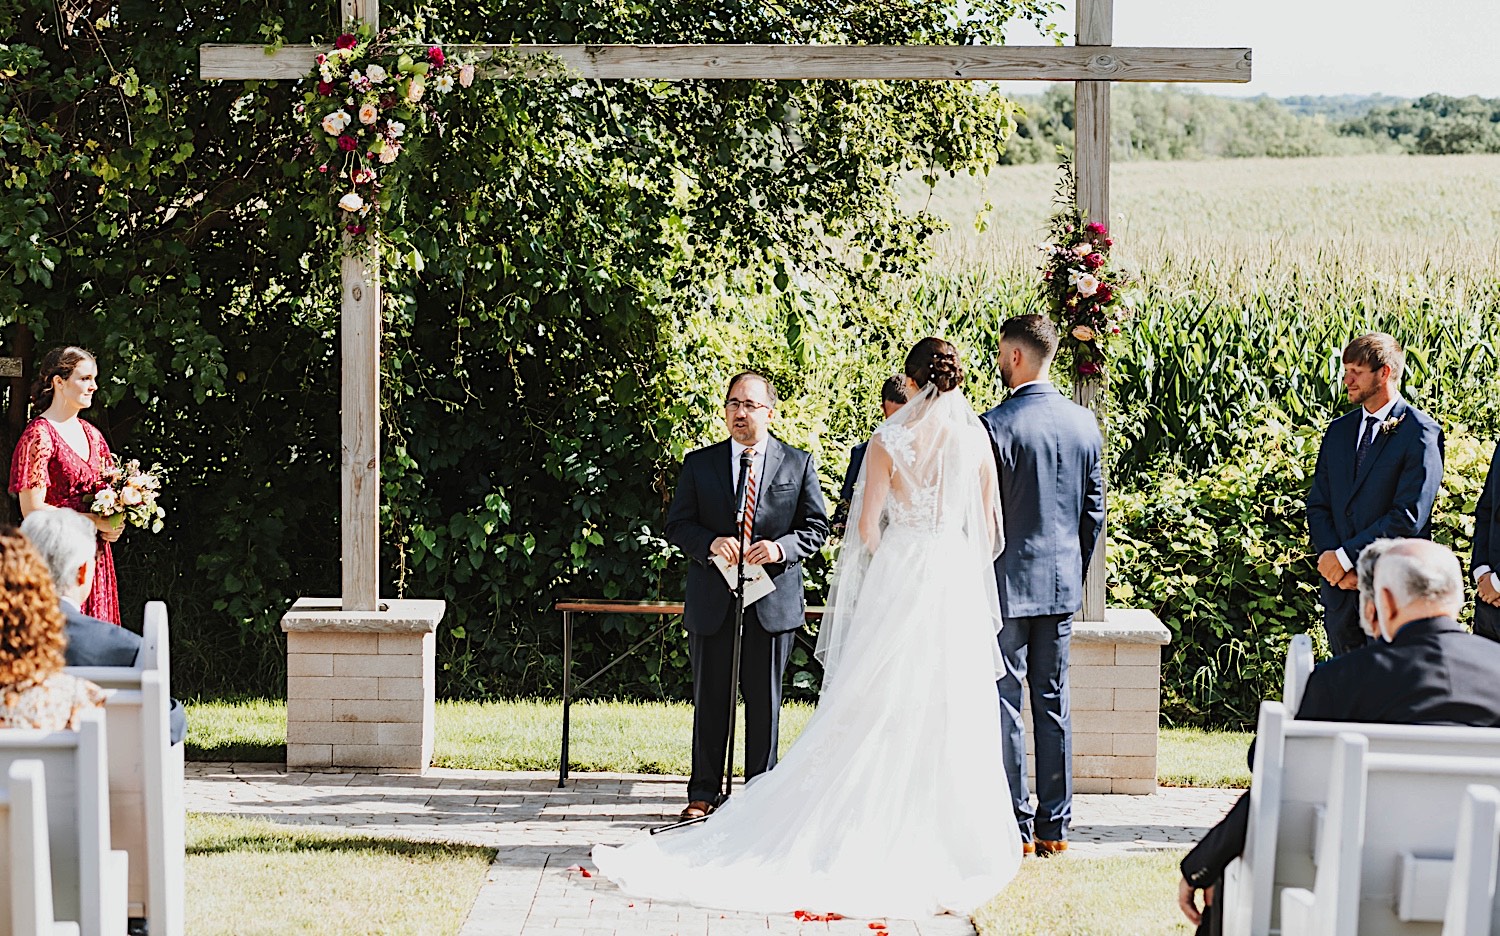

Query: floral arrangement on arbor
left=297, top=20, right=477, bottom=244
left=1038, top=163, right=1135, bottom=379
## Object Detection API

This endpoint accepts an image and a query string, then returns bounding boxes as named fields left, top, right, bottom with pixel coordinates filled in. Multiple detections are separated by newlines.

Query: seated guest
left=833, top=374, right=909, bottom=531
left=1178, top=538, right=1500, bottom=932
left=0, top=526, right=106, bottom=730
left=20, top=508, right=187, bottom=745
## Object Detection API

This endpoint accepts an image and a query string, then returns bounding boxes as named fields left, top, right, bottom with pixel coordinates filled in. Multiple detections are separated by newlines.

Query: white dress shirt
left=1336, top=397, right=1402, bottom=572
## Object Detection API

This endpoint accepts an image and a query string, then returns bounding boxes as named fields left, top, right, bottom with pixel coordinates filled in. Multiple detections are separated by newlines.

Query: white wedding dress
left=592, top=384, right=1020, bottom=918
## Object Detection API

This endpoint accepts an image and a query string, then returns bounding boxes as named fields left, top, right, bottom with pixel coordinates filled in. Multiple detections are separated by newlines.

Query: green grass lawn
left=975, top=851, right=1191, bottom=935
left=186, top=814, right=491, bottom=935
left=187, top=698, right=1251, bottom=787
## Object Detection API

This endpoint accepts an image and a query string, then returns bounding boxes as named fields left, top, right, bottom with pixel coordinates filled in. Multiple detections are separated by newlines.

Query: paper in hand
left=711, top=553, right=777, bottom=606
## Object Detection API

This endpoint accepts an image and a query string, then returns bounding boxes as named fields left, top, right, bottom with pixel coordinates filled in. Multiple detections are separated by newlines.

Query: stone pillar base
left=1021, top=608, right=1171, bottom=795
left=281, top=597, right=445, bottom=772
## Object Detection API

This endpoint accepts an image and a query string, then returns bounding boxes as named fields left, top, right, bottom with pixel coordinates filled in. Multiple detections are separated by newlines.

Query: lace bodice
left=873, top=421, right=990, bottom=536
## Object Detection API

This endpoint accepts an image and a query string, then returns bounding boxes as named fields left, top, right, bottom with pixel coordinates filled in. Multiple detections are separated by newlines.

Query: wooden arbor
left=202, top=0, right=1250, bottom=626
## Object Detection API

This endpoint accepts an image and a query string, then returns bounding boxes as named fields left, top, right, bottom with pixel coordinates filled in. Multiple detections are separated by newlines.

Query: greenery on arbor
left=0, top=0, right=1058, bottom=697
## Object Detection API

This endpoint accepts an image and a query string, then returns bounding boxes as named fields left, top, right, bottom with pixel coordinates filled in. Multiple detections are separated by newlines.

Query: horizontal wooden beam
left=200, top=43, right=1251, bottom=83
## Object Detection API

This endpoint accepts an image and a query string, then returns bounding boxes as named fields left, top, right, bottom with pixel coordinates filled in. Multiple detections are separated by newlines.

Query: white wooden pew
left=1282, top=735, right=1500, bottom=936
left=0, top=760, right=80, bottom=936
left=1282, top=634, right=1315, bottom=714
left=1440, top=785, right=1500, bottom=936
left=1223, top=703, right=1500, bottom=936
left=0, top=711, right=127, bottom=936
left=64, top=602, right=184, bottom=936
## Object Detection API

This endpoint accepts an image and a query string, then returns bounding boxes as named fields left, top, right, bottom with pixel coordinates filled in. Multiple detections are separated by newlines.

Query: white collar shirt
left=730, top=438, right=770, bottom=492
left=1353, top=397, right=1401, bottom=455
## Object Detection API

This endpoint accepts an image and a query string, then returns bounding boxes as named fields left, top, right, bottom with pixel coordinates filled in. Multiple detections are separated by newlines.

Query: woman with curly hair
left=9, top=346, right=123, bottom=624
left=0, top=527, right=105, bottom=730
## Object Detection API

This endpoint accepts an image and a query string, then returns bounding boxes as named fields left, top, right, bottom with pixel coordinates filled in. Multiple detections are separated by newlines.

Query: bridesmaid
left=9, top=346, right=123, bottom=624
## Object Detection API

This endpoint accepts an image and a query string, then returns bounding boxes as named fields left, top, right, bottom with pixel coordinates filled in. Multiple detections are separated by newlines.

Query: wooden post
left=1074, top=0, right=1111, bottom=623
left=340, top=249, right=381, bottom=612
left=341, top=0, right=378, bottom=31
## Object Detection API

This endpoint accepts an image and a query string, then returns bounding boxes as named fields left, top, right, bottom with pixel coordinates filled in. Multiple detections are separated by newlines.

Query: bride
left=592, top=338, right=1020, bottom=918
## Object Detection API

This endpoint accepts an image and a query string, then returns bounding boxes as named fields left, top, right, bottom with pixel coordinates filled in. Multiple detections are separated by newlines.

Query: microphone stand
left=652, top=449, right=753, bottom=835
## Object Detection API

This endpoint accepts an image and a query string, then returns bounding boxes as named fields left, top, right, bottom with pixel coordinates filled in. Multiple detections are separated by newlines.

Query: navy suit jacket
left=1182, top=616, right=1500, bottom=886
left=832, top=442, right=867, bottom=528
left=1475, top=442, right=1500, bottom=578
left=980, top=383, right=1105, bottom=619
left=664, top=436, right=830, bottom=636
left=1306, top=398, right=1444, bottom=581
left=63, top=601, right=188, bottom=746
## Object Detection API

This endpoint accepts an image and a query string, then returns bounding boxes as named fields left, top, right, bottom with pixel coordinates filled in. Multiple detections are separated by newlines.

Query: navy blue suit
left=1307, top=398, right=1444, bottom=655
left=832, top=442, right=867, bottom=529
left=664, top=435, right=829, bottom=801
left=1473, top=442, right=1500, bottom=641
left=981, top=382, right=1104, bottom=843
left=62, top=601, right=187, bottom=746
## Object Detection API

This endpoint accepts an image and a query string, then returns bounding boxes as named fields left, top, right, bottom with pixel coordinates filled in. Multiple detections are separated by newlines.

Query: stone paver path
left=185, top=763, right=1242, bottom=936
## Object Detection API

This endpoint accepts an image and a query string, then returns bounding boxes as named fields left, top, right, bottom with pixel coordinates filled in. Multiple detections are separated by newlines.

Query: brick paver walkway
left=185, top=764, right=1241, bottom=936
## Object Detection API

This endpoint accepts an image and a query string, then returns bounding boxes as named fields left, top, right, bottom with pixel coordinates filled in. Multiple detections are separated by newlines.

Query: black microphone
left=735, top=450, right=753, bottom=524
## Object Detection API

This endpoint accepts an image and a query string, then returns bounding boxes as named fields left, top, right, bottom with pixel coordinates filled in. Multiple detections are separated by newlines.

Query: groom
left=664, top=371, right=829, bottom=820
left=1474, top=440, right=1500, bottom=641
left=1307, top=332, right=1444, bottom=655
left=981, top=315, right=1104, bottom=856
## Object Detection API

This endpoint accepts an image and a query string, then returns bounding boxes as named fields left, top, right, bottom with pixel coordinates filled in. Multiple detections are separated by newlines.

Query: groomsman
left=981, top=315, right=1104, bottom=857
left=1474, top=441, right=1500, bottom=641
left=1307, top=332, right=1444, bottom=655
left=832, top=375, right=908, bottom=532
left=664, top=372, right=829, bottom=820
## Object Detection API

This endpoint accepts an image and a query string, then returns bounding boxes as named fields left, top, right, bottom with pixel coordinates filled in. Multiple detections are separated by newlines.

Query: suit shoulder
left=683, top=440, right=729, bottom=464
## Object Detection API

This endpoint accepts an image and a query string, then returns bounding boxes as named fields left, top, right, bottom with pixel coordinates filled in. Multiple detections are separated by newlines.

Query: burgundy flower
left=1095, top=283, right=1114, bottom=303
left=345, top=223, right=366, bottom=235
left=1084, top=252, right=1104, bottom=270
left=317, top=80, right=335, bottom=96
left=1105, top=238, right=1114, bottom=247
left=1078, top=360, right=1102, bottom=376
left=334, top=33, right=358, bottom=50
left=380, top=93, right=397, bottom=109
left=317, top=164, right=329, bottom=173
left=428, top=46, right=446, bottom=67
left=1086, top=221, right=1106, bottom=235
left=337, top=134, right=358, bottom=152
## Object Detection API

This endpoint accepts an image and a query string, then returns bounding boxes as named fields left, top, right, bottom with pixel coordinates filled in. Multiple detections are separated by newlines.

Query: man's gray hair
left=1356, top=538, right=1401, bottom=637
left=20, top=507, right=97, bottom=590
left=1374, top=539, right=1465, bottom=611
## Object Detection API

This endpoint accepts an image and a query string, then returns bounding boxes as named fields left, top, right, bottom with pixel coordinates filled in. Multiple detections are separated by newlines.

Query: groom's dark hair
left=880, top=375, right=909, bottom=406
left=999, top=314, right=1059, bottom=363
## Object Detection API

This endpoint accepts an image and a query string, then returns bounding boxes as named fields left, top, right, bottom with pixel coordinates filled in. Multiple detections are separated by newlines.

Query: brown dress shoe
left=679, top=800, right=714, bottom=820
left=1021, top=841, right=1036, bottom=857
left=1035, top=838, right=1068, bottom=856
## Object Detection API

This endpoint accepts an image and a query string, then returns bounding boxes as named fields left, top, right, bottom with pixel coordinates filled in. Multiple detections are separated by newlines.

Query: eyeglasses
left=725, top=399, right=772, bottom=414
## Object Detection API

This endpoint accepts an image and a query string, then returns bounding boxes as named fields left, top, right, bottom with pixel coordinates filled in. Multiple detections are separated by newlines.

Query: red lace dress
left=9, top=417, right=121, bottom=624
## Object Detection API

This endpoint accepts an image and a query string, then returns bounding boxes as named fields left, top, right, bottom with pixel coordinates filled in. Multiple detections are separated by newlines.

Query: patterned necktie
left=741, top=450, right=757, bottom=543
left=1355, top=415, right=1379, bottom=473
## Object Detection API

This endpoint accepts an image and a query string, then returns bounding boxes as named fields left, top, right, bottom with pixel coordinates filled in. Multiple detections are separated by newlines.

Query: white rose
left=406, top=77, right=425, bottom=102
left=378, top=144, right=400, bottom=165
left=1073, top=242, right=1092, bottom=257
left=121, top=485, right=143, bottom=506
left=1074, top=273, right=1100, bottom=297
left=365, top=64, right=387, bottom=83
left=387, top=120, right=405, bottom=138
left=321, top=109, right=351, bottom=135
left=358, top=103, right=379, bottom=125
left=338, top=192, right=365, bottom=212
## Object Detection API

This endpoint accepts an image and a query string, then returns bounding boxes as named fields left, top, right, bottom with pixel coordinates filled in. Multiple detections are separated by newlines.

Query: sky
left=1001, top=0, right=1500, bottom=99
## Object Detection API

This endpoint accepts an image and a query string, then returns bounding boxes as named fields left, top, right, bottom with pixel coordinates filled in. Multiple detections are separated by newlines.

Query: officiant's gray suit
left=665, top=435, right=829, bottom=803
left=981, top=382, right=1104, bottom=844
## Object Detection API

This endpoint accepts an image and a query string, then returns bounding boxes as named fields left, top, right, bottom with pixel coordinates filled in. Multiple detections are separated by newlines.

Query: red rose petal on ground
left=869, top=924, right=887, bottom=931
left=564, top=864, right=592, bottom=877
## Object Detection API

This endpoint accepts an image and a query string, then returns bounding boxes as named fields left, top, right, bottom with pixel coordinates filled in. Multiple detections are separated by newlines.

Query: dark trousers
left=1320, top=586, right=1368, bottom=656
left=687, top=605, right=794, bottom=803
left=997, top=613, right=1073, bottom=842
left=1475, top=601, right=1500, bottom=643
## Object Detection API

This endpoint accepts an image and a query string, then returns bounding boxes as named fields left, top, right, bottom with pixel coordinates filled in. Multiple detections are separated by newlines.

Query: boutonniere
left=1379, top=413, right=1406, bottom=436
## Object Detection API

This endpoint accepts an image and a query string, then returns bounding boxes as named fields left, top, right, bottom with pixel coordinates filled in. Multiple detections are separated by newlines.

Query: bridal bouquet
left=1038, top=163, right=1135, bottom=380
left=86, top=456, right=166, bottom=533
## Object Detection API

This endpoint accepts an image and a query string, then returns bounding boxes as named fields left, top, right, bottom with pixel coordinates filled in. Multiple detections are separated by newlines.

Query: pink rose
left=1086, top=221, right=1106, bottom=235
left=428, top=46, right=446, bottom=67
left=337, top=134, right=358, bottom=152
left=316, top=54, right=327, bottom=65
left=1085, top=252, right=1104, bottom=270
left=334, top=34, right=358, bottom=50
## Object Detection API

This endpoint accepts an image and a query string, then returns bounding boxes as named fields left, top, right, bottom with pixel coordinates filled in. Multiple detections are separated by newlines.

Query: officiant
left=664, top=371, right=829, bottom=821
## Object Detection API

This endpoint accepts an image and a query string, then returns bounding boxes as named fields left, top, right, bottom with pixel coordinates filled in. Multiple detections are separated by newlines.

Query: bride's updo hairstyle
left=904, top=337, right=963, bottom=393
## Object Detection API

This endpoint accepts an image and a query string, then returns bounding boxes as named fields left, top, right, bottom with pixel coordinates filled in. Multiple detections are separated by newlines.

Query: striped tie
left=741, top=450, right=757, bottom=544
